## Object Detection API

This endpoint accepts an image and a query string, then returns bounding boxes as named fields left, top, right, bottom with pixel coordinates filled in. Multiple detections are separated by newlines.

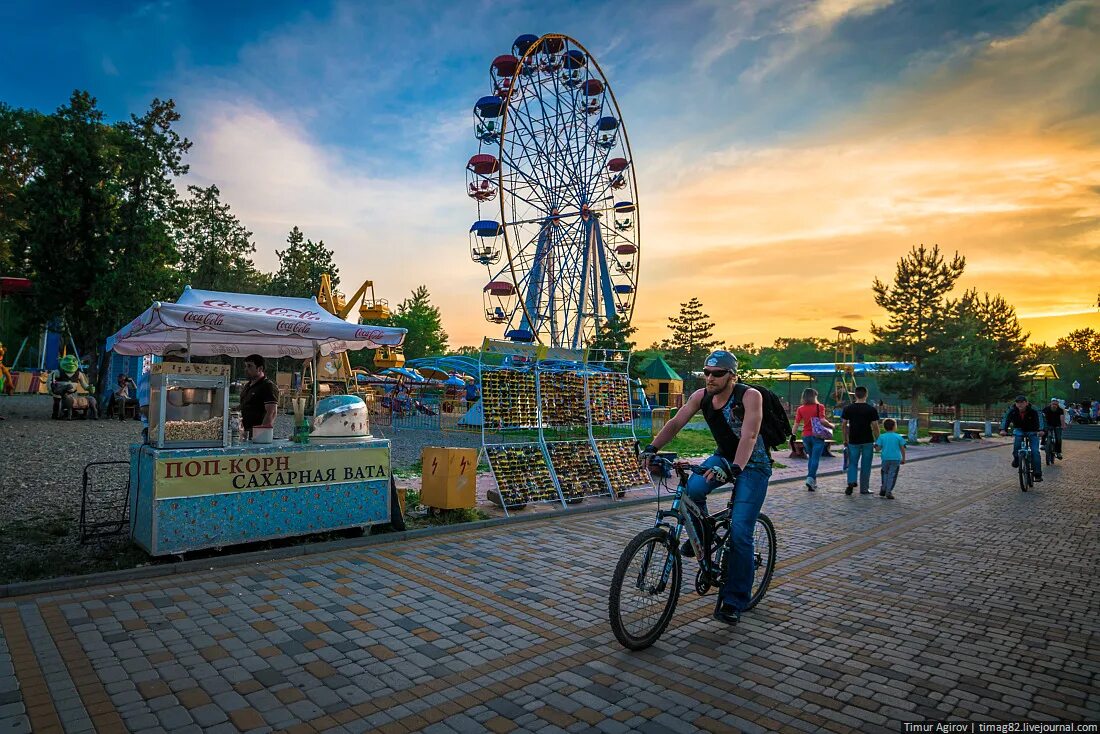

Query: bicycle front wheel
left=746, top=514, right=777, bottom=610
left=1044, top=440, right=1054, bottom=466
left=1019, top=460, right=1029, bottom=492
left=609, top=527, right=682, bottom=650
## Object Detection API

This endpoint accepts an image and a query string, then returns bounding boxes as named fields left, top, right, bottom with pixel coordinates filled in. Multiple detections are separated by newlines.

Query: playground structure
left=467, top=34, right=641, bottom=348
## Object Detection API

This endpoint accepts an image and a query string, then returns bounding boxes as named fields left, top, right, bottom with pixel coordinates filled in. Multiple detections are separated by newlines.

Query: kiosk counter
left=129, top=439, right=391, bottom=556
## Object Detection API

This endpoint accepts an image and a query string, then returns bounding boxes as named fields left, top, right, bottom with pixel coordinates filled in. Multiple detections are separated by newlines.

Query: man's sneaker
left=713, top=603, right=740, bottom=626
left=1034, top=475, right=1043, bottom=483
left=680, top=540, right=694, bottom=558
left=1056, top=453, right=1062, bottom=460
left=845, top=484, right=855, bottom=495
left=879, top=489, right=886, bottom=497
left=859, top=489, right=872, bottom=495
left=806, top=478, right=816, bottom=492
left=1011, top=457, right=1020, bottom=468
left=885, top=493, right=895, bottom=499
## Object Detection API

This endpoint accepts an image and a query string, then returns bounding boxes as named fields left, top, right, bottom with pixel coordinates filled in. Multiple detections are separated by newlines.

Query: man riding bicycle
left=640, top=351, right=770, bottom=626
left=1000, top=395, right=1046, bottom=482
left=1041, top=398, right=1065, bottom=460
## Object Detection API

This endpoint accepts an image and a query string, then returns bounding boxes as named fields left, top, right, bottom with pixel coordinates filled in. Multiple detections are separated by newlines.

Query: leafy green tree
left=871, top=244, right=966, bottom=416
left=0, top=104, right=44, bottom=274
left=660, top=297, right=722, bottom=379
left=447, top=345, right=482, bottom=357
left=271, top=226, right=338, bottom=298
left=174, top=184, right=268, bottom=293
left=391, top=285, right=448, bottom=360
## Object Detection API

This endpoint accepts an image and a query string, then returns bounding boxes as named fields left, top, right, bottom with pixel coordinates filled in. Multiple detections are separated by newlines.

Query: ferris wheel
left=466, top=33, right=640, bottom=349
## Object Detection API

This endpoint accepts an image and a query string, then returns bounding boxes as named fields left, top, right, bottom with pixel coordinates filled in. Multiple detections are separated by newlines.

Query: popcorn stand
left=107, top=287, right=407, bottom=556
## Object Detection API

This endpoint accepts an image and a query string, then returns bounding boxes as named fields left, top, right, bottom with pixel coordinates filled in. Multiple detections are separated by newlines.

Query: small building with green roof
left=639, top=355, right=683, bottom=407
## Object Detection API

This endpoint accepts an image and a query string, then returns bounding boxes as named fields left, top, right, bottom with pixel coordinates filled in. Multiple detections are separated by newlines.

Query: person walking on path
left=792, top=387, right=833, bottom=492
left=874, top=418, right=907, bottom=499
left=842, top=385, right=880, bottom=495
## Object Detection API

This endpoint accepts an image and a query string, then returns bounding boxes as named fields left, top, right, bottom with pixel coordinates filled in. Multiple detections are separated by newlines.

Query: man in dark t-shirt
left=239, top=354, right=279, bottom=437
left=841, top=386, right=881, bottom=495
left=1041, top=399, right=1065, bottom=460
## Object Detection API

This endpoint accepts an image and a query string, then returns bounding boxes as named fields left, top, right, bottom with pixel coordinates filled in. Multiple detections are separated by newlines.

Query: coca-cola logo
left=279, top=346, right=305, bottom=356
left=183, top=311, right=225, bottom=327
left=354, top=328, right=386, bottom=340
left=276, top=320, right=311, bottom=334
left=202, top=299, right=322, bottom=320
left=212, top=344, right=241, bottom=355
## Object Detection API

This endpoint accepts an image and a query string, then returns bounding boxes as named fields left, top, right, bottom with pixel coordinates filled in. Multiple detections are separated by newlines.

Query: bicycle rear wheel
left=1019, top=455, right=1029, bottom=492
left=1044, top=438, right=1055, bottom=466
left=746, top=514, right=777, bottom=610
left=609, top=527, right=682, bottom=650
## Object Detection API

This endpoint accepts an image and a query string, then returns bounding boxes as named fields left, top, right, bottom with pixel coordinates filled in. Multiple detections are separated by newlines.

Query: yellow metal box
left=420, top=447, right=478, bottom=510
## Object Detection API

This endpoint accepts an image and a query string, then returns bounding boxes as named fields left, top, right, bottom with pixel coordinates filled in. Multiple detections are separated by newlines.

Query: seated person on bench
left=51, top=355, right=98, bottom=420
left=108, top=374, right=139, bottom=419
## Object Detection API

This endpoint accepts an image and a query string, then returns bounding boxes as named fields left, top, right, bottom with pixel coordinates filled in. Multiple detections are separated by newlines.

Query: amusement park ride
left=467, top=34, right=641, bottom=349
left=313, top=274, right=404, bottom=393
left=831, top=326, right=858, bottom=404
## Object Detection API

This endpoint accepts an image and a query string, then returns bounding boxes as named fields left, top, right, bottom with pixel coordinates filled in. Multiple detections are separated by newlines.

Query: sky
left=2, top=0, right=1098, bottom=350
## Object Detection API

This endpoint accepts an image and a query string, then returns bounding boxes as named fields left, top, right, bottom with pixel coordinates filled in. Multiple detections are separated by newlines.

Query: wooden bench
left=822, top=439, right=837, bottom=457
left=929, top=430, right=951, bottom=444
left=961, top=426, right=984, bottom=440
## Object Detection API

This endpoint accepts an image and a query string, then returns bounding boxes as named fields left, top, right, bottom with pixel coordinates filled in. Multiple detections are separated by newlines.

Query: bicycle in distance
left=608, top=455, right=776, bottom=650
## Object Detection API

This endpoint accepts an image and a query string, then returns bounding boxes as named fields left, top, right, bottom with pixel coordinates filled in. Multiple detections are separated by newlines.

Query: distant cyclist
left=640, top=351, right=770, bottom=626
left=1041, top=398, right=1066, bottom=460
left=1000, top=395, right=1045, bottom=482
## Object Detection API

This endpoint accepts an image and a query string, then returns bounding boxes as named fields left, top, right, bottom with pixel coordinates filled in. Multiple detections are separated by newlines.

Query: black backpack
left=733, top=382, right=793, bottom=452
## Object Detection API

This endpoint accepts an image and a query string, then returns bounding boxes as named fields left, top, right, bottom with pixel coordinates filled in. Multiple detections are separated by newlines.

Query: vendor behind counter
left=239, top=354, right=279, bottom=438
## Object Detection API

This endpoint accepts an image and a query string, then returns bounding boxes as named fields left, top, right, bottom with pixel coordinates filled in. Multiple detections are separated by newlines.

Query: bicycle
left=1043, top=430, right=1056, bottom=467
left=608, top=455, right=776, bottom=651
left=1017, top=434, right=1035, bottom=491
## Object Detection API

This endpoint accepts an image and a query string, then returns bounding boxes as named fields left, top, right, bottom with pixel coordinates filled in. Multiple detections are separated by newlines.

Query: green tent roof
left=640, top=356, right=682, bottom=381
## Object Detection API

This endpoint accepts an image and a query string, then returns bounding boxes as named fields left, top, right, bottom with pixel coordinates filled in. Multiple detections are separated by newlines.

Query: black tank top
left=701, top=388, right=742, bottom=460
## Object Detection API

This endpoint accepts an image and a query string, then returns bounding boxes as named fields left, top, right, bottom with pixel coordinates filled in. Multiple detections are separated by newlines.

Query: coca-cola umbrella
left=107, top=287, right=406, bottom=358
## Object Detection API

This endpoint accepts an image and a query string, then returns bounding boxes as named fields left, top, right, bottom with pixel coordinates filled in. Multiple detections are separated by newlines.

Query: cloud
left=181, top=99, right=491, bottom=345
left=629, top=0, right=1100, bottom=348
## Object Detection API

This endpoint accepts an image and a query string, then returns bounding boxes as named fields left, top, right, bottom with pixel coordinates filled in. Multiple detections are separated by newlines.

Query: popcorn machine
left=147, top=363, right=230, bottom=449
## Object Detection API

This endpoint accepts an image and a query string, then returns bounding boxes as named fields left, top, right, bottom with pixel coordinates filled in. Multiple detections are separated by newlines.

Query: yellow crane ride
left=312, top=274, right=405, bottom=394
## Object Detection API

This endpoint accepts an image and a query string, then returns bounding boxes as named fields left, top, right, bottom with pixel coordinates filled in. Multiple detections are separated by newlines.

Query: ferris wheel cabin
left=474, top=96, right=504, bottom=143
left=483, top=280, right=516, bottom=324
left=470, top=220, right=504, bottom=266
left=467, top=154, right=500, bottom=203
left=596, top=116, right=619, bottom=149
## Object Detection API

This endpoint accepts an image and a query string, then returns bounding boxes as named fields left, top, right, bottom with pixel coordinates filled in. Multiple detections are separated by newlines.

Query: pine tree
left=588, top=316, right=637, bottom=352
left=871, top=244, right=966, bottom=415
left=662, top=297, right=722, bottom=379
left=271, top=226, right=339, bottom=298
left=174, top=184, right=268, bottom=293
left=392, top=285, right=448, bottom=360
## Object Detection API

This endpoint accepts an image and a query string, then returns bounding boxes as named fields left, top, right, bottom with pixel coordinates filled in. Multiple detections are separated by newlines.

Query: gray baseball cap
left=704, top=351, right=738, bottom=371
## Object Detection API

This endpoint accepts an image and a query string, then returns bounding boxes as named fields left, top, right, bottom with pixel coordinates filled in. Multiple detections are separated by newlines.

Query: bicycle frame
left=638, top=460, right=727, bottom=592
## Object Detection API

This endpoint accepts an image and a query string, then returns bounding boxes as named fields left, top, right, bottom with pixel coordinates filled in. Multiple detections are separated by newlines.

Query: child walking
left=874, top=418, right=907, bottom=499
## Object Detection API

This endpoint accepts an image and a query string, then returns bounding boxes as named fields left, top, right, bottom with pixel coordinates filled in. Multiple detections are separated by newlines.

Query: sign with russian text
left=154, top=447, right=389, bottom=498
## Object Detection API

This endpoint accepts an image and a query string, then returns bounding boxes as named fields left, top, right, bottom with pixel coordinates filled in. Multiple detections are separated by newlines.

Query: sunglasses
left=703, top=369, right=730, bottom=378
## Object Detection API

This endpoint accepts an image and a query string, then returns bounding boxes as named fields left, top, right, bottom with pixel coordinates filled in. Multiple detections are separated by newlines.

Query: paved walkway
left=397, top=435, right=1006, bottom=518
left=1, top=442, right=1097, bottom=733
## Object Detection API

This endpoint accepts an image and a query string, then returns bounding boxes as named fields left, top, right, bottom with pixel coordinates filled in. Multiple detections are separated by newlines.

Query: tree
left=174, top=184, right=268, bottom=293
left=588, top=316, right=637, bottom=353
left=270, top=226, right=338, bottom=298
left=0, top=104, right=44, bottom=274
left=871, top=244, right=966, bottom=416
left=391, top=285, right=448, bottom=360
left=661, top=297, right=722, bottom=379
left=447, top=346, right=482, bottom=357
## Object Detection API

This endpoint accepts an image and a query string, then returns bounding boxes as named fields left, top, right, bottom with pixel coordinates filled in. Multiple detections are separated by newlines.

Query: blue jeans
left=880, top=460, right=900, bottom=493
left=846, top=443, right=874, bottom=490
left=686, top=455, right=771, bottom=611
left=803, top=435, right=825, bottom=480
left=1013, top=431, right=1042, bottom=475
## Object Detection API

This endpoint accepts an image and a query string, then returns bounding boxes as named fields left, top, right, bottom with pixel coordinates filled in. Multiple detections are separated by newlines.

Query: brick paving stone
left=3, top=442, right=1098, bottom=733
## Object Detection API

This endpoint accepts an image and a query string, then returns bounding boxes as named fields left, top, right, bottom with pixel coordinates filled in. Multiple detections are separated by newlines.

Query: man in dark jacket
left=1000, top=395, right=1045, bottom=481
